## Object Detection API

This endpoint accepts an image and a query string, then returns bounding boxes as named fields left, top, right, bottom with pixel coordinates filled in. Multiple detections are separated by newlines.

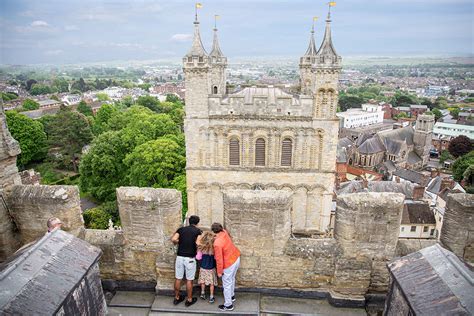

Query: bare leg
left=210, top=284, right=215, bottom=297
left=186, top=280, right=193, bottom=301
left=201, top=283, right=205, bottom=293
left=174, top=279, right=182, bottom=299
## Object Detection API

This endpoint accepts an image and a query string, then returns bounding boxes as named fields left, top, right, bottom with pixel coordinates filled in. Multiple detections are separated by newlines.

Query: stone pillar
left=0, top=106, right=21, bottom=191
left=7, top=185, right=85, bottom=245
left=440, top=193, right=474, bottom=264
left=334, top=192, right=404, bottom=296
left=116, top=187, right=181, bottom=287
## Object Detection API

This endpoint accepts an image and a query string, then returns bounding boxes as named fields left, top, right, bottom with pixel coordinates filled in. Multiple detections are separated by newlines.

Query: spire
left=316, top=4, right=340, bottom=65
left=210, top=27, right=224, bottom=57
left=186, top=7, right=207, bottom=56
left=304, top=20, right=317, bottom=56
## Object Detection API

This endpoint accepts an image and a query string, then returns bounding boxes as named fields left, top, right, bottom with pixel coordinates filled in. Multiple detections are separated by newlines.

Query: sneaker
left=209, top=296, right=215, bottom=304
left=200, top=293, right=206, bottom=300
left=218, top=304, right=234, bottom=311
left=232, top=295, right=236, bottom=302
left=173, top=295, right=185, bottom=305
left=185, top=297, right=197, bottom=307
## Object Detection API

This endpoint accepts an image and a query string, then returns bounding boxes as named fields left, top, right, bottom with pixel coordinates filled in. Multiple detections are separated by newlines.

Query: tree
left=439, top=150, right=454, bottom=164
left=53, top=78, right=69, bottom=93
left=92, top=104, right=118, bottom=135
left=434, top=97, right=448, bottom=109
left=431, top=108, right=443, bottom=121
left=391, top=93, right=417, bottom=107
left=449, top=107, right=460, bottom=119
left=136, top=95, right=161, bottom=112
left=124, top=137, right=185, bottom=188
left=26, top=79, right=37, bottom=91
left=48, top=106, right=93, bottom=172
left=1, top=92, right=18, bottom=101
left=338, top=94, right=363, bottom=111
left=96, top=93, right=110, bottom=102
left=452, top=151, right=474, bottom=182
left=77, top=100, right=93, bottom=116
left=83, top=207, right=111, bottom=229
left=448, top=135, right=473, bottom=158
left=5, top=111, right=47, bottom=167
left=80, top=131, right=128, bottom=201
left=22, top=99, right=40, bottom=111
left=166, top=94, right=181, bottom=103
left=30, top=84, right=55, bottom=95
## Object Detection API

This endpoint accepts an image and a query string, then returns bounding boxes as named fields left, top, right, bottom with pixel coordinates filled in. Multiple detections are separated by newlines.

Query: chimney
left=440, top=177, right=455, bottom=192
left=413, top=186, right=425, bottom=200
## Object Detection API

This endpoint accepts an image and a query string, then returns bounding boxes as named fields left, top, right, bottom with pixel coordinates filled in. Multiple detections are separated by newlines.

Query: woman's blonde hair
left=199, top=231, right=215, bottom=254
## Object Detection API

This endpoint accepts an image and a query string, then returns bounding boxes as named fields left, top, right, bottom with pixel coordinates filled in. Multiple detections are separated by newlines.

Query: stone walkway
left=107, top=291, right=367, bottom=315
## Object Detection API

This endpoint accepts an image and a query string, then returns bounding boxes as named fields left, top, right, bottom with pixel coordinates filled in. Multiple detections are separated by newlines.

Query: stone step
left=107, top=306, right=150, bottom=316
left=150, top=293, right=260, bottom=315
left=108, top=291, right=155, bottom=308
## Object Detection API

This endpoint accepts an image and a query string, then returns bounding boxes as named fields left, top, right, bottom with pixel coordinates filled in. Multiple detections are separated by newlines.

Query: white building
left=337, top=103, right=384, bottom=128
left=399, top=202, right=436, bottom=239
left=433, top=122, right=474, bottom=140
left=61, top=95, right=81, bottom=106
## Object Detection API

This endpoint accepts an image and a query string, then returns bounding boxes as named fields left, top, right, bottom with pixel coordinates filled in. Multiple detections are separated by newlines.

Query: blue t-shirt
left=200, top=253, right=216, bottom=269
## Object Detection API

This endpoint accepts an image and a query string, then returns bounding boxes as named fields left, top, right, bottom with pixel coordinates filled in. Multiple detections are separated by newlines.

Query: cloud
left=170, top=34, right=192, bottom=42
left=44, top=49, right=63, bottom=56
left=31, top=20, right=49, bottom=27
left=65, top=25, right=79, bottom=31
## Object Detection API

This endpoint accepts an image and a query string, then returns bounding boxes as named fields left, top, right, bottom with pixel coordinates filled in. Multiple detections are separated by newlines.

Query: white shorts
left=175, top=256, right=197, bottom=280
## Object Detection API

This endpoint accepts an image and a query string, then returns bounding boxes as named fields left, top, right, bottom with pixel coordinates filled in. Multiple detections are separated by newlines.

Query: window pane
left=229, top=139, right=240, bottom=166
left=410, top=226, right=416, bottom=232
left=255, top=138, right=266, bottom=166
left=281, top=138, right=292, bottom=166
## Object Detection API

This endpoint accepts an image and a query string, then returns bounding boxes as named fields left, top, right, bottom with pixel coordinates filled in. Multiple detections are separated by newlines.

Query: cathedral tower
left=209, top=24, right=227, bottom=96
left=414, top=114, right=435, bottom=165
left=299, top=21, right=317, bottom=95
left=183, top=15, right=210, bottom=118
left=313, top=8, right=342, bottom=119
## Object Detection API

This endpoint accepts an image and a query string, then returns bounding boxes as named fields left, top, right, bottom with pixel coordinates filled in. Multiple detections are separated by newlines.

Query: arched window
left=229, top=138, right=240, bottom=166
left=255, top=138, right=266, bottom=166
left=213, top=86, right=218, bottom=94
left=281, top=138, right=293, bottom=167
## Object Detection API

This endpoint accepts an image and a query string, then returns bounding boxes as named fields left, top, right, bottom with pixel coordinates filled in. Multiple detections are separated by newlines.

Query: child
left=197, top=231, right=218, bottom=304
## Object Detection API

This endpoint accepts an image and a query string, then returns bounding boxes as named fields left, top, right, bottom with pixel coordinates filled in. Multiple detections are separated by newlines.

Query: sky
left=0, top=0, right=473, bottom=65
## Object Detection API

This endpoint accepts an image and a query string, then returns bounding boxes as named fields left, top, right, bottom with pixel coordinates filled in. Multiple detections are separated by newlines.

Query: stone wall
left=440, top=193, right=474, bottom=264
left=7, top=185, right=84, bottom=244
left=334, top=192, right=405, bottom=295
left=0, top=190, right=20, bottom=262
left=0, top=106, right=21, bottom=192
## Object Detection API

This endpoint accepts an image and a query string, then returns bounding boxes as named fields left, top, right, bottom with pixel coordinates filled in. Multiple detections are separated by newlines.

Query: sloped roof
left=0, top=229, right=102, bottom=314
left=407, top=151, right=422, bottom=165
left=359, top=136, right=385, bottom=154
left=337, top=180, right=417, bottom=199
left=393, top=168, right=429, bottom=186
left=401, top=202, right=435, bottom=224
left=387, top=244, right=473, bottom=315
left=338, top=137, right=353, bottom=149
left=378, top=126, right=415, bottom=146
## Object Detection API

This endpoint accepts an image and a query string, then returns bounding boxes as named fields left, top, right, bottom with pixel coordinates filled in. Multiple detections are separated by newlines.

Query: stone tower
left=313, top=11, right=342, bottom=119
left=0, top=101, right=21, bottom=191
left=414, top=113, right=435, bottom=165
left=182, top=16, right=210, bottom=118
left=209, top=26, right=227, bottom=96
left=299, top=23, right=317, bottom=95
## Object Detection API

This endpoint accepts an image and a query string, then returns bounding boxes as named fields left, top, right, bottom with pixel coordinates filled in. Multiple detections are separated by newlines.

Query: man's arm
left=171, top=232, right=180, bottom=244
left=214, top=242, right=224, bottom=277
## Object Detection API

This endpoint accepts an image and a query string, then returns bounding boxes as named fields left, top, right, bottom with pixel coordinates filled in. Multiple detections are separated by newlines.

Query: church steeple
left=210, top=28, right=223, bottom=57
left=304, top=22, right=317, bottom=57
left=186, top=18, right=208, bottom=57
left=209, top=15, right=227, bottom=95
left=299, top=18, right=318, bottom=95
left=316, top=9, right=341, bottom=66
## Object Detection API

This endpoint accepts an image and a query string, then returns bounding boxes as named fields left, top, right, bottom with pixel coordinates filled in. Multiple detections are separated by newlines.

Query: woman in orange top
left=211, top=222, right=241, bottom=312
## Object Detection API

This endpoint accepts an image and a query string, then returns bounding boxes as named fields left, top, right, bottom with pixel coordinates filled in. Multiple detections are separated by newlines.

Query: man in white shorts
left=171, top=215, right=202, bottom=307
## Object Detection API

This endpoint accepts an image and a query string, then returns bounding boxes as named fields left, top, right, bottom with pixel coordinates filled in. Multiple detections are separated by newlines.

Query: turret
left=313, top=6, right=342, bottom=119
left=209, top=22, right=227, bottom=96
left=183, top=15, right=210, bottom=118
left=299, top=20, right=318, bottom=95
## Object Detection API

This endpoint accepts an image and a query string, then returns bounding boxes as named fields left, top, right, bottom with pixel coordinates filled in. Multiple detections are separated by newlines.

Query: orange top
left=213, top=230, right=240, bottom=275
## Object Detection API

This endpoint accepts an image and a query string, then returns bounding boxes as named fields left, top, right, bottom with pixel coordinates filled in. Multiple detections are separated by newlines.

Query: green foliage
left=439, top=150, right=454, bottom=164
left=1, top=92, right=18, bottom=101
left=338, top=94, right=363, bottom=111
left=96, top=93, right=110, bottom=101
left=449, top=107, right=460, bottom=119
left=136, top=95, right=161, bottom=112
left=33, top=162, right=63, bottom=184
left=22, top=98, right=40, bottom=111
left=448, top=135, right=473, bottom=158
left=47, top=106, right=93, bottom=171
left=391, top=92, right=418, bottom=107
left=452, top=151, right=474, bottom=182
left=434, top=96, right=448, bottom=108
left=125, top=137, right=185, bottom=188
left=394, top=112, right=408, bottom=119
left=53, top=78, right=69, bottom=93
left=30, top=83, right=56, bottom=95
left=166, top=94, right=181, bottom=103
left=83, top=207, right=111, bottom=229
left=92, top=103, right=118, bottom=135
left=77, top=100, right=93, bottom=116
left=431, top=108, right=443, bottom=120
left=138, top=83, right=151, bottom=91
left=5, top=111, right=47, bottom=167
